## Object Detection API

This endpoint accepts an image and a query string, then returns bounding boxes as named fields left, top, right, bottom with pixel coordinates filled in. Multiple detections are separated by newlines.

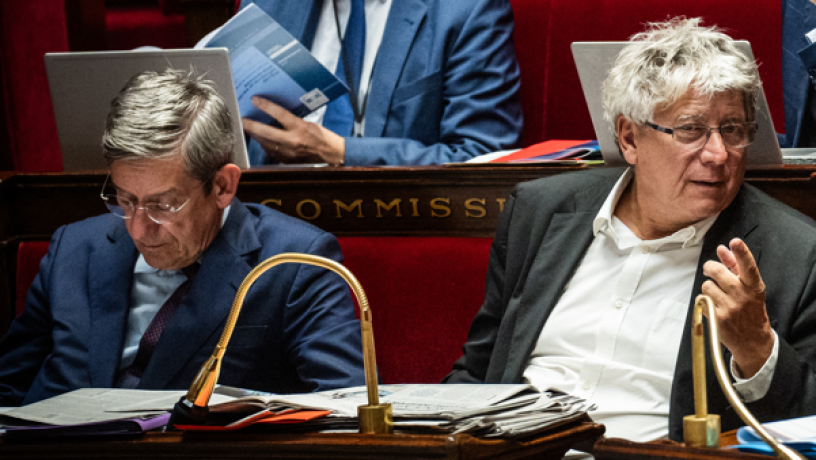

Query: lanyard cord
left=331, top=0, right=371, bottom=136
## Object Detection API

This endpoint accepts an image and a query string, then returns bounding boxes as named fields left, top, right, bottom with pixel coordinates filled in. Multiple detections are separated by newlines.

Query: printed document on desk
left=206, top=4, right=348, bottom=124
left=0, top=389, right=233, bottom=426
left=206, top=384, right=593, bottom=437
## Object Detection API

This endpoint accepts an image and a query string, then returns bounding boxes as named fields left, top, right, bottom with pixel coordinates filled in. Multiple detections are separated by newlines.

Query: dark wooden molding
left=594, top=437, right=771, bottom=459
left=0, top=420, right=605, bottom=459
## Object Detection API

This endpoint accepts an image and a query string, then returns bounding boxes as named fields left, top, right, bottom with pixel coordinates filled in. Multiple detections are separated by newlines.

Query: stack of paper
left=0, top=389, right=208, bottom=438
left=0, top=385, right=592, bottom=438
left=203, top=384, right=594, bottom=438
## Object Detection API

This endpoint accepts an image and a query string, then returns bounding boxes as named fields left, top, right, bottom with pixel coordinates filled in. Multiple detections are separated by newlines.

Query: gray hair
left=102, top=68, right=235, bottom=192
left=602, top=17, right=760, bottom=132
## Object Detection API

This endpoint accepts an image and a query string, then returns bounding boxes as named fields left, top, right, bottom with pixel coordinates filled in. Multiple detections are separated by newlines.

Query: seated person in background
left=782, top=0, right=816, bottom=147
left=0, top=69, right=366, bottom=406
left=445, top=18, right=816, bottom=442
left=200, top=0, right=523, bottom=166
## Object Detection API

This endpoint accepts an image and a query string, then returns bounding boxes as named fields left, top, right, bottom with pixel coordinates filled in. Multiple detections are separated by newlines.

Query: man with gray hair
left=446, top=18, right=816, bottom=441
left=0, top=69, right=366, bottom=406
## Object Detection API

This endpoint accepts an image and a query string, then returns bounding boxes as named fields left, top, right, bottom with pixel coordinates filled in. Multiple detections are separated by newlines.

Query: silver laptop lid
left=45, top=48, right=249, bottom=171
left=571, top=41, right=782, bottom=166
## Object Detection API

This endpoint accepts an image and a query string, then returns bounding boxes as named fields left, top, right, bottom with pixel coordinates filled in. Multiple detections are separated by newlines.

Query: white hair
left=102, top=68, right=235, bottom=193
left=602, top=17, right=760, bottom=131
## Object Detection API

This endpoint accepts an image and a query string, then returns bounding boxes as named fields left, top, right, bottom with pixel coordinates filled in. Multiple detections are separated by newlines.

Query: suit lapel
left=364, top=0, right=426, bottom=138
left=497, top=184, right=611, bottom=383
left=139, top=200, right=262, bottom=389
left=669, top=188, right=760, bottom=437
left=88, top=222, right=139, bottom=387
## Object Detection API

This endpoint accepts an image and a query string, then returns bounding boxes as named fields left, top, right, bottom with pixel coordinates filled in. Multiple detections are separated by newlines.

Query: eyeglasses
left=100, top=174, right=194, bottom=225
left=645, top=121, right=758, bottom=150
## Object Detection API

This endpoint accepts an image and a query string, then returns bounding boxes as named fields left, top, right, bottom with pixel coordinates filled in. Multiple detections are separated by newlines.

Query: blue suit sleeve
left=282, top=232, right=366, bottom=391
left=344, top=0, right=522, bottom=165
left=0, top=228, right=64, bottom=406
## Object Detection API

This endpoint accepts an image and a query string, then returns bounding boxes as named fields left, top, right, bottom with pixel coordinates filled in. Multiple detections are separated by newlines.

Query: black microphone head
left=167, top=396, right=210, bottom=429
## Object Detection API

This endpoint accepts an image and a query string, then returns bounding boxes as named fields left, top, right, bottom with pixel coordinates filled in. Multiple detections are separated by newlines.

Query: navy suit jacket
left=446, top=168, right=816, bottom=441
left=782, top=0, right=816, bottom=147
left=242, top=0, right=523, bottom=166
left=0, top=199, right=366, bottom=406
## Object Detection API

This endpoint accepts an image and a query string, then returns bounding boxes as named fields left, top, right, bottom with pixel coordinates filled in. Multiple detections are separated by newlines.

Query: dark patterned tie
left=323, top=0, right=366, bottom=136
left=116, top=263, right=199, bottom=388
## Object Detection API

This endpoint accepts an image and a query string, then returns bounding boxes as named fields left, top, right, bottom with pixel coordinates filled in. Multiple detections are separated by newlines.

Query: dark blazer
left=446, top=167, right=816, bottom=441
left=0, top=199, right=366, bottom=406
left=782, top=0, right=816, bottom=147
left=242, top=0, right=523, bottom=166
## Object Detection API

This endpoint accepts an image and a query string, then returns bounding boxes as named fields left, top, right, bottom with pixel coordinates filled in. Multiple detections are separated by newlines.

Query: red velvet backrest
left=338, top=237, right=492, bottom=384
left=508, top=0, right=553, bottom=146
left=15, top=237, right=493, bottom=384
left=539, top=0, right=783, bottom=141
left=16, top=242, right=51, bottom=317
left=0, top=2, right=68, bottom=172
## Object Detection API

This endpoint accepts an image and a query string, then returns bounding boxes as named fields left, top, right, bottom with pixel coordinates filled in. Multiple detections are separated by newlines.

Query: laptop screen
left=45, top=48, right=249, bottom=171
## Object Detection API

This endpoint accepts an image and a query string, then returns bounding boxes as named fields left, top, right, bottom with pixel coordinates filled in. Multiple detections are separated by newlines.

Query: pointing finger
left=729, top=238, right=763, bottom=289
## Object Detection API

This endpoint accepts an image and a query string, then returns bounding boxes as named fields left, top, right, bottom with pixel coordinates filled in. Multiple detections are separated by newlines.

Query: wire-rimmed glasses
left=645, top=121, right=758, bottom=150
left=100, top=173, right=194, bottom=225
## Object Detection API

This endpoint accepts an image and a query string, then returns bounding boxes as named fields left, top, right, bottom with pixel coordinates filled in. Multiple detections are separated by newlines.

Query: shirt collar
left=134, top=204, right=231, bottom=274
left=592, top=168, right=718, bottom=248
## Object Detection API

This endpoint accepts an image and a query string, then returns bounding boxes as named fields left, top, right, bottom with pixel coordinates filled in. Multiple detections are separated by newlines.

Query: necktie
left=323, top=0, right=366, bottom=136
left=116, top=263, right=199, bottom=388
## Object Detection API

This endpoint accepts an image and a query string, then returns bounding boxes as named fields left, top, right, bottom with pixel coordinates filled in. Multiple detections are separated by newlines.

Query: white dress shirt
left=522, top=169, right=778, bottom=442
left=197, top=0, right=392, bottom=136
left=118, top=206, right=231, bottom=370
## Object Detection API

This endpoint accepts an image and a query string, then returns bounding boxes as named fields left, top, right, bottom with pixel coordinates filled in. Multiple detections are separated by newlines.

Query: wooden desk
left=593, top=434, right=772, bottom=459
left=0, top=420, right=604, bottom=460
left=2, top=164, right=816, bottom=334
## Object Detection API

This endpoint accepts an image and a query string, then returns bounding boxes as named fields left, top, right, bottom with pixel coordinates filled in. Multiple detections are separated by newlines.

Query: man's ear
left=617, top=117, right=638, bottom=166
left=211, top=163, right=241, bottom=209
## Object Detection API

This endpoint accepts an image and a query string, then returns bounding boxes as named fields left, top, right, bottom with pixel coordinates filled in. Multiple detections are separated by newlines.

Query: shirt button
left=615, top=299, right=623, bottom=309
left=641, top=246, right=651, bottom=254
left=582, top=382, right=590, bottom=390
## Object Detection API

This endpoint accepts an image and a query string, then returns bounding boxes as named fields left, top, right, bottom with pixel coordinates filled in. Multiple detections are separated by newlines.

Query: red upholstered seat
left=0, top=2, right=69, bottom=172
left=15, top=237, right=493, bottom=384
left=509, top=0, right=553, bottom=146
left=539, top=0, right=783, bottom=142
left=338, top=237, right=492, bottom=384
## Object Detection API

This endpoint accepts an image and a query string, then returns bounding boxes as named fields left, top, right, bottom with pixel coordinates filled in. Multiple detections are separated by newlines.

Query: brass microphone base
left=683, top=414, right=721, bottom=448
left=358, top=403, right=393, bottom=434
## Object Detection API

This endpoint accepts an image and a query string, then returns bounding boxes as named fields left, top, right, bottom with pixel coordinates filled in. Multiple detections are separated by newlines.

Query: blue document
left=730, top=415, right=816, bottom=458
left=206, top=4, right=348, bottom=125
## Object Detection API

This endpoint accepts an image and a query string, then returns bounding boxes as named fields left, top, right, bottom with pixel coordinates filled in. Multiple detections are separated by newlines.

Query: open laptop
left=45, top=48, right=249, bottom=171
left=571, top=41, right=806, bottom=166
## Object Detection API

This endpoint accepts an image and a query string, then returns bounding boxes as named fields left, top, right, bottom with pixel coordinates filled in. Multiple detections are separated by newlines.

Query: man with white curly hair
left=446, top=18, right=816, bottom=441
